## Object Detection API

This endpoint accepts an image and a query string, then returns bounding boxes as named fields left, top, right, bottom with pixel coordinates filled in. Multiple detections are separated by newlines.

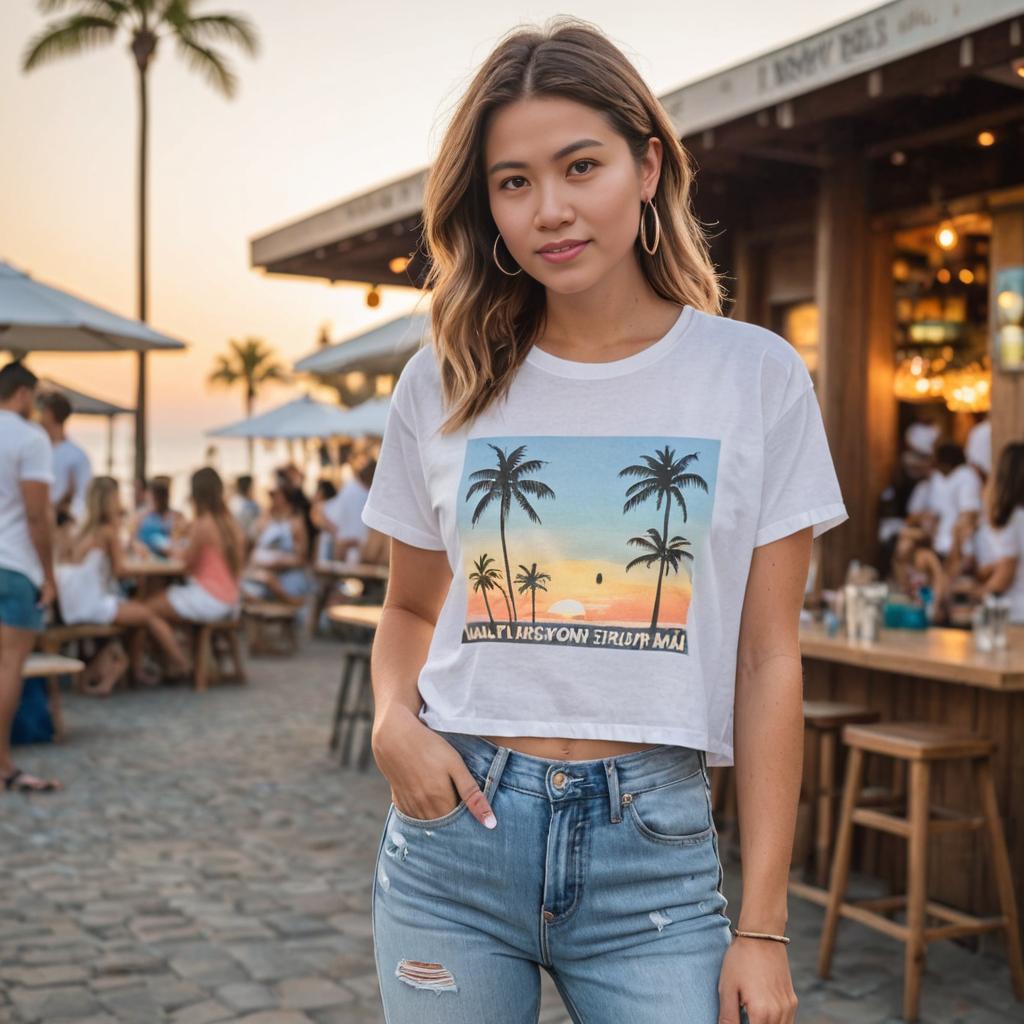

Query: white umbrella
left=293, top=312, right=428, bottom=376
left=207, top=394, right=370, bottom=441
left=0, top=260, right=186, bottom=353
left=333, top=396, right=390, bottom=436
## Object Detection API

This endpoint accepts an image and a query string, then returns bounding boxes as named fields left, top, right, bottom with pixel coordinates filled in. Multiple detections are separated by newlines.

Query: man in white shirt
left=37, top=391, right=92, bottom=525
left=0, top=362, right=60, bottom=794
left=965, top=416, right=992, bottom=480
left=318, top=454, right=375, bottom=565
left=906, top=442, right=982, bottom=559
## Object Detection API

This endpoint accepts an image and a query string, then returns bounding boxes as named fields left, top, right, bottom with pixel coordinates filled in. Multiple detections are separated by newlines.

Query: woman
left=147, top=468, right=244, bottom=624
left=889, top=523, right=948, bottom=620
left=974, top=442, right=1024, bottom=621
left=361, top=20, right=846, bottom=1024
left=241, top=484, right=312, bottom=605
left=55, top=476, right=190, bottom=692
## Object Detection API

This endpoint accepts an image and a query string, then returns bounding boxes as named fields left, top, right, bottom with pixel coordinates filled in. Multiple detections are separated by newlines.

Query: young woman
left=55, top=476, right=190, bottom=692
left=974, top=442, right=1024, bottom=622
left=241, top=484, right=312, bottom=605
left=147, top=468, right=244, bottom=624
left=131, top=476, right=185, bottom=558
left=362, top=20, right=846, bottom=1024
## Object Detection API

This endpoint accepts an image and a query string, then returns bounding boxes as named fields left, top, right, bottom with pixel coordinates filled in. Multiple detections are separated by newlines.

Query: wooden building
left=252, top=0, right=1024, bottom=959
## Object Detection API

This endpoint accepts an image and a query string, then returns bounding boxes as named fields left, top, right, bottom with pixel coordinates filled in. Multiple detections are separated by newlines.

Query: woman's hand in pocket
left=372, top=705, right=497, bottom=828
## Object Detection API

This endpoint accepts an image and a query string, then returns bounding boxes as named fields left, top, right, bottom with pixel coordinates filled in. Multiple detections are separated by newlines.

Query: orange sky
left=0, top=0, right=880, bottom=484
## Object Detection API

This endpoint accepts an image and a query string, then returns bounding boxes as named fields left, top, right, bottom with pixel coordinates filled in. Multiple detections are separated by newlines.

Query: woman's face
left=484, top=96, right=661, bottom=295
left=104, top=489, right=121, bottom=522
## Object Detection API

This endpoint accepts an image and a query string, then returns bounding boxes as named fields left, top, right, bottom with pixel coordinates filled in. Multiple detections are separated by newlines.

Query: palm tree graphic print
left=459, top=436, right=719, bottom=655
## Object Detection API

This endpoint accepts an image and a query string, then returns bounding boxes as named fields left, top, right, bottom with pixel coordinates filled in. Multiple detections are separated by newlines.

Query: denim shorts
left=372, top=730, right=735, bottom=1023
left=0, top=568, right=43, bottom=632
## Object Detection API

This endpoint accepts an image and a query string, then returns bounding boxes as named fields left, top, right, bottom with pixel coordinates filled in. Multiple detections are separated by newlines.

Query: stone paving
left=1, top=638, right=1020, bottom=1023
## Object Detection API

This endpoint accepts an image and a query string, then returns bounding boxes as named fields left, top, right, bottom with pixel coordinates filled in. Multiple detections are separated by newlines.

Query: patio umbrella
left=207, top=394, right=367, bottom=441
left=0, top=260, right=186, bottom=353
left=292, top=312, right=428, bottom=377
left=39, top=378, right=133, bottom=474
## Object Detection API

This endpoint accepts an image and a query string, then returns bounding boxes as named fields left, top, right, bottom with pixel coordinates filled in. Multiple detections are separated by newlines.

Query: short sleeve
left=955, top=467, right=982, bottom=514
left=360, top=373, right=446, bottom=551
left=754, top=380, right=848, bottom=548
left=989, top=510, right=1024, bottom=561
left=907, top=479, right=930, bottom=516
left=19, top=429, right=54, bottom=485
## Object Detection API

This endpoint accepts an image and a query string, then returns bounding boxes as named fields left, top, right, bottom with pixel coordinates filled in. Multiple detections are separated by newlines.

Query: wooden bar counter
left=799, top=620, right=1024, bottom=949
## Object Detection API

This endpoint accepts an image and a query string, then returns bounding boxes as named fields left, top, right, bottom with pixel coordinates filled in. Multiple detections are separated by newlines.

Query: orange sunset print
left=458, top=435, right=720, bottom=656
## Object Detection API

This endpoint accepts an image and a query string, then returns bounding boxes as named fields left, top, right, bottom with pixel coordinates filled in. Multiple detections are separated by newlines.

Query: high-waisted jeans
left=372, top=730, right=735, bottom=1023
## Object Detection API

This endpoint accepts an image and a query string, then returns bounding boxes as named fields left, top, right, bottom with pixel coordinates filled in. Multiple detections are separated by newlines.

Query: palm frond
left=39, top=0, right=131, bottom=16
left=22, top=14, right=118, bottom=69
left=177, top=13, right=258, bottom=56
left=174, top=34, right=236, bottom=96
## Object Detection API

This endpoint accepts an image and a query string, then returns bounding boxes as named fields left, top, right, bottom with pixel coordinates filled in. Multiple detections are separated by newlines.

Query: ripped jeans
left=372, top=730, right=735, bottom=1023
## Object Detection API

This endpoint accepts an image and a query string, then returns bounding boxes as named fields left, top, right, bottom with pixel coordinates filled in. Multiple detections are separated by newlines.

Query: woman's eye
left=570, top=159, right=596, bottom=175
left=500, top=176, right=527, bottom=191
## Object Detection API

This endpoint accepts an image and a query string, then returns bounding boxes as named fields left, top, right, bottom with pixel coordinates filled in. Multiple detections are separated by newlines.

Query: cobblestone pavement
left=1, top=639, right=1020, bottom=1023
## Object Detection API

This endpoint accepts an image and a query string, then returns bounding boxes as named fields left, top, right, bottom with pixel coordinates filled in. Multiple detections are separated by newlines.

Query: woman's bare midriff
left=480, top=735, right=660, bottom=761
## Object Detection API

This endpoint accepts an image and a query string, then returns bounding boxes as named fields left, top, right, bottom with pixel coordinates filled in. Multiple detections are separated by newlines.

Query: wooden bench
left=22, top=653, right=86, bottom=742
left=38, top=623, right=124, bottom=657
left=184, top=618, right=246, bottom=693
left=243, top=601, right=300, bottom=656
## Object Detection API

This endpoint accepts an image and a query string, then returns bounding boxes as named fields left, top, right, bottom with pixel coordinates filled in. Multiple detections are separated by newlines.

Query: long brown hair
left=78, top=476, right=120, bottom=540
left=990, top=442, right=1024, bottom=529
left=422, top=17, right=723, bottom=435
left=191, top=467, right=242, bottom=576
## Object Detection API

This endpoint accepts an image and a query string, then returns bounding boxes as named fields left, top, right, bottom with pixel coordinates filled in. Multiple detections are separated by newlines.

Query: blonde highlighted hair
left=422, top=16, right=723, bottom=435
left=78, top=476, right=120, bottom=540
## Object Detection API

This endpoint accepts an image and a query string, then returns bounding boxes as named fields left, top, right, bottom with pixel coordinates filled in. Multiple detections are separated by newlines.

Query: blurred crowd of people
left=0, top=359, right=383, bottom=793
left=880, top=410, right=1024, bottom=627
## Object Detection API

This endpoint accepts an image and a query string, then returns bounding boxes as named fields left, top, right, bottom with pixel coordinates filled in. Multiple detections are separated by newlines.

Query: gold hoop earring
left=492, top=233, right=522, bottom=276
left=639, top=197, right=661, bottom=255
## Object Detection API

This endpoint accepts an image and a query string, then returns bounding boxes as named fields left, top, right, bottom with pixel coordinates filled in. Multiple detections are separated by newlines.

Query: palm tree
left=465, top=444, right=555, bottom=622
left=514, top=562, right=552, bottom=624
left=468, top=553, right=506, bottom=628
left=624, top=528, right=694, bottom=629
left=22, top=0, right=259, bottom=483
left=619, top=445, right=708, bottom=627
left=207, top=337, right=287, bottom=471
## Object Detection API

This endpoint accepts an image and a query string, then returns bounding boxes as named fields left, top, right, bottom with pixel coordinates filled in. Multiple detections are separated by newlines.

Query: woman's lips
left=537, top=241, right=589, bottom=264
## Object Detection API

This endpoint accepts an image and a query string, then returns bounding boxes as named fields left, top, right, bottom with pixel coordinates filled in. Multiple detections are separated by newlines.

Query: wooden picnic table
left=326, top=604, right=383, bottom=631
left=120, top=558, right=186, bottom=599
left=310, top=563, right=388, bottom=636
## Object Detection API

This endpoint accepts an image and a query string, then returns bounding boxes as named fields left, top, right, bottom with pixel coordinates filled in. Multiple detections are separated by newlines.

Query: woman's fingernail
left=483, top=812, right=497, bottom=829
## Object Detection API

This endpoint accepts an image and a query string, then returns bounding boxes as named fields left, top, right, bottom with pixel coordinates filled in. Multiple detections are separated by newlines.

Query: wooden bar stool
left=328, top=641, right=375, bottom=770
left=789, top=701, right=880, bottom=903
left=817, top=721, right=1024, bottom=1022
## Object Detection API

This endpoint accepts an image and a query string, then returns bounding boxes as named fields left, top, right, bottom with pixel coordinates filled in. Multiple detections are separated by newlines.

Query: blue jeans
left=372, top=730, right=734, bottom=1023
left=0, top=567, right=43, bottom=632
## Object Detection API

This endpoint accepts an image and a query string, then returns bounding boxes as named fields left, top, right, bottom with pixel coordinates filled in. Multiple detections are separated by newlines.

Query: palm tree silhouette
left=619, top=445, right=707, bottom=628
left=208, top=337, right=288, bottom=471
left=625, top=529, right=694, bottom=629
left=22, top=1, right=258, bottom=482
left=465, top=444, right=554, bottom=622
left=514, top=562, right=552, bottom=623
left=468, top=553, right=506, bottom=628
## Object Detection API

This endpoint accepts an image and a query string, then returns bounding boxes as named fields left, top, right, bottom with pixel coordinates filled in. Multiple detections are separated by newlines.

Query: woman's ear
left=640, top=135, right=663, bottom=200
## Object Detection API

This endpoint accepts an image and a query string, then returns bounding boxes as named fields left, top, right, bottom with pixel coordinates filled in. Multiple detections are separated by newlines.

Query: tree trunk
left=246, top=388, right=254, bottom=473
left=133, top=63, right=149, bottom=485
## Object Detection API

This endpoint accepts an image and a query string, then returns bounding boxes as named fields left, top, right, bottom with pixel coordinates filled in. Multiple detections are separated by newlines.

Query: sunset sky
left=1, top=0, right=879, bottom=487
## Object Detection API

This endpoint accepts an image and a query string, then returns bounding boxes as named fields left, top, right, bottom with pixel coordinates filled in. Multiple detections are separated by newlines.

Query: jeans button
left=543, top=910, right=554, bottom=921
left=552, top=771, right=567, bottom=788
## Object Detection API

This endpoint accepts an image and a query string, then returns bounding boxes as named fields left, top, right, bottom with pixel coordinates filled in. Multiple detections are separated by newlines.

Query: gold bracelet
left=730, top=926, right=790, bottom=945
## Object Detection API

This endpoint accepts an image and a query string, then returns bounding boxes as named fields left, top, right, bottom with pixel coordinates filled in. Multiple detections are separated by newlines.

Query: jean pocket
left=624, top=768, right=714, bottom=845
left=389, top=764, right=487, bottom=829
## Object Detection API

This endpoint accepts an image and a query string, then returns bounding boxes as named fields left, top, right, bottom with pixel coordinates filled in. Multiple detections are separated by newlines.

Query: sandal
left=3, top=768, right=61, bottom=793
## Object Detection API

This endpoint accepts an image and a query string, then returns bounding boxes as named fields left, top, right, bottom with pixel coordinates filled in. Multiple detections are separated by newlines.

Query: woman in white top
left=241, top=484, right=312, bottom=604
left=975, top=442, right=1024, bottom=622
left=55, top=476, right=190, bottom=692
left=363, top=21, right=845, bottom=1024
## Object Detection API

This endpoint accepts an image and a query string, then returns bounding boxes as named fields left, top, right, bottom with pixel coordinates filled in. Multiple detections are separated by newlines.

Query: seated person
left=315, top=455, right=375, bottom=566
left=310, top=477, right=338, bottom=564
left=241, top=484, right=312, bottom=605
left=55, top=476, right=190, bottom=692
left=889, top=523, right=948, bottom=621
left=146, top=467, right=245, bottom=624
left=131, top=475, right=185, bottom=557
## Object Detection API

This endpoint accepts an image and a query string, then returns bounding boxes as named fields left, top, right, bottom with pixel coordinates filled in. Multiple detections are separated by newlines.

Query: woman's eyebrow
left=487, top=138, right=604, bottom=175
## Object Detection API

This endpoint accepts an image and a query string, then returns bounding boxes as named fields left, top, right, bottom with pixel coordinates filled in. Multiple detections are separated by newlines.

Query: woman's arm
left=733, top=526, right=810, bottom=934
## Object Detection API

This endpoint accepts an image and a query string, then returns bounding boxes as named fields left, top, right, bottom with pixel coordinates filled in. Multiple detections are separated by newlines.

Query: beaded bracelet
left=730, top=926, right=791, bottom=945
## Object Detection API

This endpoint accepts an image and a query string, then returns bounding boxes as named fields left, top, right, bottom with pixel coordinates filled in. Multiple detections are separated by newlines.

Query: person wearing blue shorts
left=0, top=361, right=60, bottom=794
